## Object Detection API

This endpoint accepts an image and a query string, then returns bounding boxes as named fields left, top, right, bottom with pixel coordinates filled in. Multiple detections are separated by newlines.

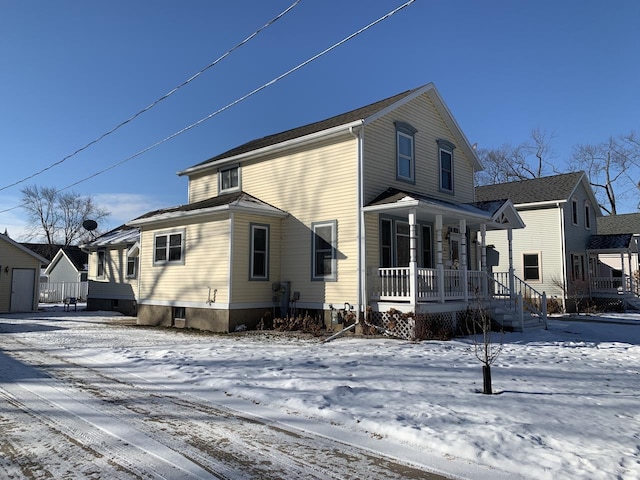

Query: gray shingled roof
left=587, top=233, right=634, bottom=251
left=597, top=213, right=640, bottom=235
left=189, top=87, right=422, bottom=168
left=475, top=172, right=585, bottom=205
left=61, top=246, right=88, bottom=272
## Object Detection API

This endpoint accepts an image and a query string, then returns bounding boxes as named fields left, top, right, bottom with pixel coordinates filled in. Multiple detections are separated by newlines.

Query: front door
left=11, top=268, right=36, bottom=312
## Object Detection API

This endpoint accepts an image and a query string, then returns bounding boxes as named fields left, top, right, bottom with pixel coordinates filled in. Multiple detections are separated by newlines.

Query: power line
left=0, top=0, right=416, bottom=215
left=0, top=0, right=302, bottom=193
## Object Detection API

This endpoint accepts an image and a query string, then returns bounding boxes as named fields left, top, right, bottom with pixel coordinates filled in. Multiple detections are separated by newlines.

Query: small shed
left=0, top=233, right=48, bottom=312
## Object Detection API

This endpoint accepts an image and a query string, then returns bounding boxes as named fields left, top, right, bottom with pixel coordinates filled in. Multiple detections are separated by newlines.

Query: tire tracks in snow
left=0, top=333, right=446, bottom=479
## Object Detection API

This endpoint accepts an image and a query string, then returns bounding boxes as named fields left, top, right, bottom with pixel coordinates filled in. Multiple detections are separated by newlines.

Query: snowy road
left=0, top=314, right=447, bottom=480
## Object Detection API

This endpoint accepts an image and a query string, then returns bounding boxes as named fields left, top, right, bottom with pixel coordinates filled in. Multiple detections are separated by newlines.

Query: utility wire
left=0, top=0, right=302, bottom=193
left=0, top=0, right=415, bottom=215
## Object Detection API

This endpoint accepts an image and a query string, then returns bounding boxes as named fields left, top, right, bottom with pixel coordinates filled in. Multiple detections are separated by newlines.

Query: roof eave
left=177, top=120, right=364, bottom=177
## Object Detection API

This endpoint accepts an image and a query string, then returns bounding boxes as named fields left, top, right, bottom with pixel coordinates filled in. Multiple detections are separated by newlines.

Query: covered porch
left=588, top=233, right=639, bottom=299
left=363, top=189, right=526, bottom=313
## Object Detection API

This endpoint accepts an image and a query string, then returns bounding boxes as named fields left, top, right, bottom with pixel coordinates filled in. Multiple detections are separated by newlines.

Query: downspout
left=558, top=202, right=567, bottom=309
left=349, top=123, right=366, bottom=326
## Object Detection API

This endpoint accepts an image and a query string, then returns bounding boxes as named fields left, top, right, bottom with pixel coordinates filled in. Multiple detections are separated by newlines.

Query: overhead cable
left=0, top=0, right=416, bottom=215
left=0, top=0, right=302, bottom=193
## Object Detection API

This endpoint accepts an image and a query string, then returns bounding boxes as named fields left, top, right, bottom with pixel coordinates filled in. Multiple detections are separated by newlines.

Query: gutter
left=349, top=121, right=365, bottom=323
left=558, top=201, right=567, bottom=304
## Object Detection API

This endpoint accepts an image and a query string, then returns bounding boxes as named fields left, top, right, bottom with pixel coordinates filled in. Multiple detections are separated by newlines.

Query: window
left=250, top=224, right=269, bottom=280
left=154, top=231, right=184, bottom=264
left=97, top=249, right=105, bottom=278
left=380, top=219, right=392, bottom=268
left=523, top=253, right=541, bottom=281
left=396, top=221, right=410, bottom=267
left=395, top=122, right=417, bottom=183
left=584, top=202, right=591, bottom=230
left=571, top=198, right=578, bottom=225
left=312, top=221, right=337, bottom=280
left=438, top=139, right=455, bottom=193
left=220, top=165, right=239, bottom=192
left=126, top=254, right=138, bottom=278
left=571, top=253, right=586, bottom=281
left=422, top=225, right=433, bottom=268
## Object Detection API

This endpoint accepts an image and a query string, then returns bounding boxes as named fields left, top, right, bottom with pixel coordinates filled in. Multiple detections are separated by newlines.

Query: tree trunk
left=483, top=365, right=492, bottom=394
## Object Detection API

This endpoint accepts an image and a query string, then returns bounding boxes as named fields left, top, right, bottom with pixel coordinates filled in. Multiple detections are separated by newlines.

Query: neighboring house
left=22, top=242, right=61, bottom=282
left=82, top=225, right=140, bottom=316
left=0, top=233, right=48, bottom=312
left=588, top=213, right=640, bottom=303
left=122, top=83, right=527, bottom=333
left=41, top=246, right=89, bottom=301
left=476, top=172, right=602, bottom=312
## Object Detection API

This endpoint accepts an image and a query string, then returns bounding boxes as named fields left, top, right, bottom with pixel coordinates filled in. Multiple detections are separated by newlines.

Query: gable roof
left=178, top=83, right=482, bottom=176
left=127, top=191, right=287, bottom=227
left=1, top=234, right=48, bottom=264
left=83, top=224, right=140, bottom=249
left=475, top=172, right=597, bottom=207
left=597, top=213, right=640, bottom=235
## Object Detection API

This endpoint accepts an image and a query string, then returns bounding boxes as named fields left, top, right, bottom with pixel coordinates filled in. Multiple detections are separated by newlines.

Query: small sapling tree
left=463, top=302, right=503, bottom=394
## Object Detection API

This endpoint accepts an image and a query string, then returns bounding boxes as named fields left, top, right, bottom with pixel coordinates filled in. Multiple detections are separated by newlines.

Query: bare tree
left=569, top=132, right=640, bottom=215
left=476, top=128, right=557, bottom=186
left=21, top=185, right=110, bottom=247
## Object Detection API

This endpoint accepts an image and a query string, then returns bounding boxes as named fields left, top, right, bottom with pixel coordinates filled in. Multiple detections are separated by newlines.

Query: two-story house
left=476, top=172, right=602, bottom=312
left=92, top=83, right=526, bottom=333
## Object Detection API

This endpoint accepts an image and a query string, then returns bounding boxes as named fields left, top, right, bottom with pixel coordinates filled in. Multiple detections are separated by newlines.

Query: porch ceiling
left=363, top=188, right=524, bottom=231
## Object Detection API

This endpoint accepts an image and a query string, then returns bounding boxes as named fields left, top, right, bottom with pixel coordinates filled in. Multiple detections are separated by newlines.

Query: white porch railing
left=591, top=275, right=640, bottom=297
left=39, top=281, right=88, bottom=303
left=374, top=267, right=483, bottom=302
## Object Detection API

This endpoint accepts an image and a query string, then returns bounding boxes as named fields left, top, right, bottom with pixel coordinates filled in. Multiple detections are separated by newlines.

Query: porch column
left=481, top=224, right=488, bottom=299
left=621, top=252, right=626, bottom=292
left=628, top=251, right=634, bottom=293
left=436, top=214, right=445, bottom=303
left=409, top=208, right=418, bottom=308
left=459, top=219, right=468, bottom=302
left=508, top=228, right=515, bottom=298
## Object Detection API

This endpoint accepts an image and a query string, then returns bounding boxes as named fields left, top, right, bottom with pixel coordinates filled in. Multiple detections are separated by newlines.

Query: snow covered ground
left=1, top=307, right=639, bottom=479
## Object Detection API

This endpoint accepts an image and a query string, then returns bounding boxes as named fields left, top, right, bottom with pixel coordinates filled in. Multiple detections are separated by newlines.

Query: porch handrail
left=491, top=272, right=547, bottom=328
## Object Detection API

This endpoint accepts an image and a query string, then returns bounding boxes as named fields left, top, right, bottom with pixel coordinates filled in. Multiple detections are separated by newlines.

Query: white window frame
left=311, top=220, right=337, bottom=281
left=154, top=229, right=185, bottom=265
left=250, top=223, right=269, bottom=280
left=96, top=249, right=106, bottom=279
left=523, top=252, right=542, bottom=282
left=219, top=165, right=240, bottom=193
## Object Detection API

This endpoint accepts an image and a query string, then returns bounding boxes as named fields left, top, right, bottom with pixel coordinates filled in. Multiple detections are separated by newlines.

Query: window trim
left=311, top=220, right=337, bottom=281
left=437, top=139, right=455, bottom=194
left=96, top=249, right=106, bottom=279
left=153, top=229, right=186, bottom=265
left=395, top=121, right=417, bottom=183
left=584, top=201, right=591, bottom=230
left=571, top=198, right=579, bottom=226
left=522, top=251, right=542, bottom=282
left=249, top=223, right=270, bottom=280
left=570, top=252, right=586, bottom=281
left=219, top=164, right=241, bottom=193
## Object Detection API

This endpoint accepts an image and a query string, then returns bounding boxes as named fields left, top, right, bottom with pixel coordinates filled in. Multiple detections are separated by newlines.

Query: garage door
left=11, top=268, right=36, bottom=312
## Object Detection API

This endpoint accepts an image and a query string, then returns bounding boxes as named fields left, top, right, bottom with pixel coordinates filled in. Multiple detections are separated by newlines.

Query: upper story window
left=154, top=230, right=185, bottom=265
left=584, top=201, right=591, bottom=230
left=250, top=224, right=269, bottom=280
left=312, top=220, right=337, bottom=281
left=571, top=198, right=579, bottom=225
left=437, top=139, right=455, bottom=194
left=395, top=122, right=417, bottom=183
left=219, top=165, right=240, bottom=192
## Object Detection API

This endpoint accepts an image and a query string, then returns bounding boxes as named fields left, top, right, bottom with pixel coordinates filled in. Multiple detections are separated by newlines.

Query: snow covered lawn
left=1, top=309, right=639, bottom=479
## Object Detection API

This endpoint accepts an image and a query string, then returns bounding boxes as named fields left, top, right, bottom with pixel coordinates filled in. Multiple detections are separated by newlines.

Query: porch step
left=490, top=303, right=545, bottom=332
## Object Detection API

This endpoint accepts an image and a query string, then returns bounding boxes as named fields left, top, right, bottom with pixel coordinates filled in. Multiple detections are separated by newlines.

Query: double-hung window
left=437, top=139, right=455, bottom=193
left=523, top=252, right=541, bottom=281
left=584, top=202, right=591, bottom=230
left=126, top=243, right=138, bottom=278
left=219, top=165, right=240, bottom=192
left=154, top=231, right=185, bottom=264
left=571, top=198, right=579, bottom=225
left=312, top=220, right=337, bottom=281
left=395, top=122, right=417, bottom=183
left=250, top=224, right=269, bottom=280
left=96, top=249, right=106, bottom=278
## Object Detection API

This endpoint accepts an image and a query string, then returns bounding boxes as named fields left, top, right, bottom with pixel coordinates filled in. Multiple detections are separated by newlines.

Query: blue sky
left=1, top=0, right=639, bottom=239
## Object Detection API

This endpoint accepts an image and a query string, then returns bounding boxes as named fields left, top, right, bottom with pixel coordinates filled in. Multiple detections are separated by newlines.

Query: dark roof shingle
left=596, top=213, right=640, bottom=235
left=475, top=172, right=585, bottom=205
